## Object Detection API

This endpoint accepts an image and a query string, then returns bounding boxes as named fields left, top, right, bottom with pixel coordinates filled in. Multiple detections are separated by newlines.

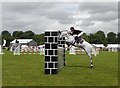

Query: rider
left=69, top=27, right=83, bottom=44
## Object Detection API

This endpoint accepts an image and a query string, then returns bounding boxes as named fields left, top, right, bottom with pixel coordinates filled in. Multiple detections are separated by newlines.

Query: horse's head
left=59, top=30, right=75, bottom=45
left=59, top=30, right=69, bottom=39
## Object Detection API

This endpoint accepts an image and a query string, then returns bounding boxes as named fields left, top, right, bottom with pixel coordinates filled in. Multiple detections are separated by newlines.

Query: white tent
left=93, top=44, right=120, bottom=52
left=93, top=44, right=105, bottom=49
left=106, top=44, right=120, bottom=52
left=10, top=39, right=37, bottom=52
left=10, top=39, right=37, bottom=46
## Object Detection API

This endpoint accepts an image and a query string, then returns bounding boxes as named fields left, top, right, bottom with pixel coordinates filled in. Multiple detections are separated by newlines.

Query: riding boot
left=75, top=36, right=79, bottom=43
left=79, top=37, right=84, bottom=44
left=76, top=39, right=79, bottom=43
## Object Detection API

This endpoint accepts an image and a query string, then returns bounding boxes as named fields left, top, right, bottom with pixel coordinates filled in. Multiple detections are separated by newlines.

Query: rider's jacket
left=70, top=28, right=83, bottom=38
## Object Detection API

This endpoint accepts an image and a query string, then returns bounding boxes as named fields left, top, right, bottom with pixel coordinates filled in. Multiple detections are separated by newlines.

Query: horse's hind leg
left=85, top=49, right=93, bottom=68
left=90, top=57, right=93, bottom=68
left=88, top=53, right=93, bottom=68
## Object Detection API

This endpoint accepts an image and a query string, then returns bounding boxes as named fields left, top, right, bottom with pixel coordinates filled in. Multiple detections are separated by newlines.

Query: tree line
left=82, top=31, right=120, bottom=46
left=1, top=30, right=120, bottom=47
left=1, top=30, right=44, bottom=47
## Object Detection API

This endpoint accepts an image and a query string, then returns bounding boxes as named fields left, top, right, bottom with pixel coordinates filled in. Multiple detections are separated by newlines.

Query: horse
left=59, top=30, right=97, bottom=68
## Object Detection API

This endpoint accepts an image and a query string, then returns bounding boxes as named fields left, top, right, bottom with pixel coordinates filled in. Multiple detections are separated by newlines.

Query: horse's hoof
left=90, top=66, right=93, bottom=68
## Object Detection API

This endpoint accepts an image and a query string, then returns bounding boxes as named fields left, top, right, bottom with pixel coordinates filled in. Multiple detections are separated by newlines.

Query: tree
left=12, top=31, right=24, bottom=38
left=89, top=34, right=96, bottom=44
left=21, top=30, right=35, bottom=39
left=117, top=33, right=120, bottom=44
left=1, top=30, right=11, bottom=39
left=82, top=33, right=89, bottom=42
left=94, top=31, right=107, bottom=46
left=1, top=30, right=13, bottom=47
left=107, top=32, right=117, bottom=44
left=0, top=35, right=2, bottom=45
left=33, top=33, right=44, bottom=45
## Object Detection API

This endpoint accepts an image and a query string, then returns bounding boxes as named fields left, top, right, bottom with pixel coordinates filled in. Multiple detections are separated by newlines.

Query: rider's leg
left=74, top=36, right=83, bottom=44
left=78, top=36, right=84, bottom=43
left=74, top=36, right=79, bottom=43
left=85, top=48, right=93, bottom=68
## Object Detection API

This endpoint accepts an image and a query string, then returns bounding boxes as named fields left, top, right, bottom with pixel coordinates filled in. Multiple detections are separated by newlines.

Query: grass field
left=2, top=50, right=118, bottom=86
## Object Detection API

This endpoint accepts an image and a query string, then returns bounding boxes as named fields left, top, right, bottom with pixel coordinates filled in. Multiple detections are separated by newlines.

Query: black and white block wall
left=58, top=36, right=66, bottom=66
left=45, top=30, right=65, bottom=74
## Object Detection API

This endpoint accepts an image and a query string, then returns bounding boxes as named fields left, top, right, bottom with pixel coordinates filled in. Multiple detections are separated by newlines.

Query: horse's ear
left=58, top=31, right=61, bottom=34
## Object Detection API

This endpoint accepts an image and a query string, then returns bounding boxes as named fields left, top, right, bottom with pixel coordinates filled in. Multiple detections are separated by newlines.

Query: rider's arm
left=78, top=31, right=83, bottom=37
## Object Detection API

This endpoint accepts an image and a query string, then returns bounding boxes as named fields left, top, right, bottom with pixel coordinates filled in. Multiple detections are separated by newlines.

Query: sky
left=1, top=1, right=119, bottom=35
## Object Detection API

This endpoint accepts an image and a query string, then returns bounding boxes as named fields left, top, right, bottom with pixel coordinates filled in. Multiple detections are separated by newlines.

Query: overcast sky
left=2, top=2, right=118, bottom=35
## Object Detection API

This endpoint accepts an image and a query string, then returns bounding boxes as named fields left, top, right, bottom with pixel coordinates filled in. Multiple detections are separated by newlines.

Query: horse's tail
left=91, top=44, right=97, bottom=57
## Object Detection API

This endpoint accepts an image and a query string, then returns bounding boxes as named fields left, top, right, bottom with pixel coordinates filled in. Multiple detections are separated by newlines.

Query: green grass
left=0, top=54, right=2, bottom=87
left=2, top=50, right=118, bottom=86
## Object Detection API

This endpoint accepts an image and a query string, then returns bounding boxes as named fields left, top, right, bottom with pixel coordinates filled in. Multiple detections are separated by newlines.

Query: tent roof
left=10, top=39, right=33, bottom=44
left=93, top=44, right=120, bottom=48
left=93, top=44, right=105, bottom=48
left=107, top=44, right=120, bottom=48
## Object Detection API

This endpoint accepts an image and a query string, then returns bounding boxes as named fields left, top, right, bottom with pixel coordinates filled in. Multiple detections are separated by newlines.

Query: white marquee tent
left=106, top=44, right=120, bottom=52
left=93, top=44, right=120, bottom=52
